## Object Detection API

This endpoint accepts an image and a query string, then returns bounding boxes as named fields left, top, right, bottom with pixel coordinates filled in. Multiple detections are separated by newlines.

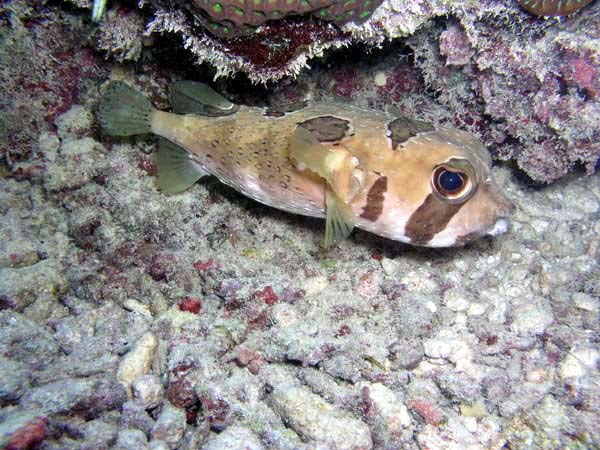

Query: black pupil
left=439, top=170, right=463, bottom=192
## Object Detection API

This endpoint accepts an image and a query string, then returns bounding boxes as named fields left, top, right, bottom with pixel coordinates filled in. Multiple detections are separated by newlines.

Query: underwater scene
left=0, top=0, right=599, bottom=448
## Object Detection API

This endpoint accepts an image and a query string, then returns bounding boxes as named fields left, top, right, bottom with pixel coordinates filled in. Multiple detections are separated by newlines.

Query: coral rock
left=439, top=23, right=473, bottom=66
left=188, top=0, right=383, bottom=36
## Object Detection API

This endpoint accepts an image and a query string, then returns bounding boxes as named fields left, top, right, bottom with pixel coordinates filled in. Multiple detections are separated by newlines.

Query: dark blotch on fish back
left=405, top=194, right=465, bottom=244
left=387, top=117, right=435, bottom=150
left=360, top=176, right=388, bottom=222
left=298, top=116, right=351, bottom=142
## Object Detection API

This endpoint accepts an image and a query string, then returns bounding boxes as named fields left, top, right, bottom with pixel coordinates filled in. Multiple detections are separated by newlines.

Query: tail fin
left=98, top=81, right=154, bottom=136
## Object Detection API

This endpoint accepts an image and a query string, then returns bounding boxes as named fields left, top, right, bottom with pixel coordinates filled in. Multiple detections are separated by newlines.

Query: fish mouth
left=485, top=187, right=514, bottom=238
left=486, top=218, right=509, bottom=237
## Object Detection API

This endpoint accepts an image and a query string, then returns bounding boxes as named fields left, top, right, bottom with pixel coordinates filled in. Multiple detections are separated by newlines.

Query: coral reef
left=400, top=3, right=600, bottom=182
left=0, top=1, right=107, bottom=167
left=69, top=0, right=600, bottom=182
left=143, top=8, right=354, bottom=81
left=187, top=0, right=383, bottom=36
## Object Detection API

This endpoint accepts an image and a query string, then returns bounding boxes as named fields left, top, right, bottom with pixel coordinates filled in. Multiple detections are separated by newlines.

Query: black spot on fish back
left=298, top=116, right=351, bottom=142
left=387, top=117, right=434, bottom=150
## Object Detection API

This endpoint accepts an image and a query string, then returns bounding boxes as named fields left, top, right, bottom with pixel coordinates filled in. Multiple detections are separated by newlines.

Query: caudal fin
left=98, top=81, right=154, bottom=136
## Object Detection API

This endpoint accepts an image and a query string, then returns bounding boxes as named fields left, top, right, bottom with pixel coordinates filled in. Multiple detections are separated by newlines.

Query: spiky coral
left=145, top=8, right=352, bottom=81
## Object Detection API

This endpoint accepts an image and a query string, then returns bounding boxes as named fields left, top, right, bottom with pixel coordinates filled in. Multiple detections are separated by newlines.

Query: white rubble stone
left=561, top=346, right=600, bottom=380
left=572, top=292, right=598, bottom=312
left=511, top=302, right=553, bottom=336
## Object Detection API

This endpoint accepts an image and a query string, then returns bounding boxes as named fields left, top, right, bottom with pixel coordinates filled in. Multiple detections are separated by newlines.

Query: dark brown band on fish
left=298, top=116, right=351, bottom=142
left=387, top=117, right=435, bottom=150
left=405, top=194, right=465, bottom=244
left=360, top=176, right=387, bottom=222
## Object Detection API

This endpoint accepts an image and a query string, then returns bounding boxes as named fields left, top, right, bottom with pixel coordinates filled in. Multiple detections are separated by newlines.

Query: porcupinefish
left=98, top=80, right=513, bottom=247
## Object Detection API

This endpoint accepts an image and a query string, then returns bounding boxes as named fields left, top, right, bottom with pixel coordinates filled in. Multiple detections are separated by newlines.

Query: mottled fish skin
left=150, top=102, right=513, bottom=247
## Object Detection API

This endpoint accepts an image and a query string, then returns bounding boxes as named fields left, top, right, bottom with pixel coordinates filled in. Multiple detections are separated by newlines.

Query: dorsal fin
left=170, top=81, right=239, bottom=117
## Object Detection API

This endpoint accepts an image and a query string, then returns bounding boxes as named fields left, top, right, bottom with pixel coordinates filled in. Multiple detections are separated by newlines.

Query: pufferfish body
left=98, top=80, right=513, bottom=247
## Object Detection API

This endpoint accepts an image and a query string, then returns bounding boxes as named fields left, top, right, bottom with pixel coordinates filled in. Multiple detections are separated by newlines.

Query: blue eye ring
left=432, top=166, right=472, bottom=201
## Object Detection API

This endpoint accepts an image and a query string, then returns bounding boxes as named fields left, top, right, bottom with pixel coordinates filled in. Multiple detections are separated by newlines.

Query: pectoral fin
left=157, top=138, right=208, bottom=193
left=324, top=189, right=355, bottom=248
left=290, top=127, right=365, bottom=202
left=290, top=127, right=363, bottom=247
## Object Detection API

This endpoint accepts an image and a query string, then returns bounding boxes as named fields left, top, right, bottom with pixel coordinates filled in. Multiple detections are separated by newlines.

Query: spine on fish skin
left=98, top=81, right=154, bottom=136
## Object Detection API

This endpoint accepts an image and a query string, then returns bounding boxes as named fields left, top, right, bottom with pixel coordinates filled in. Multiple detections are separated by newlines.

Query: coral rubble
left=0, top=2, right=599, bottom=448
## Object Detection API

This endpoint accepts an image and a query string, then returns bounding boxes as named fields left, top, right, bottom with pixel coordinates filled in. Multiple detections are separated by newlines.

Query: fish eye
left=432, top=166, right=473, bottom=202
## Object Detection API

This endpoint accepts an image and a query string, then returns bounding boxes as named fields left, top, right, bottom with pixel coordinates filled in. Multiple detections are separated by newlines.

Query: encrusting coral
left=187, top=0, right=384, bottom=36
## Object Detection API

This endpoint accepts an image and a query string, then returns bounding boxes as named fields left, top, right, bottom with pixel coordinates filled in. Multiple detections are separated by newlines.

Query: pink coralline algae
left=222, top=20, right=344, bottom=71
left=199, top=393, right=231, bottom=430
left=179, top=296, right=202, bottom=314
left=332, top=68, right=357, bottom=97
left=335, top=324, right=352, bottom=336
left=148, top=253, right=176, bottom=282
left=355, top=272, right=379, bottom=299
left=230, top=347, right=265, bottom=374
left=566, top=57, right=599, bottom=98
left=252, top=286, right=278, bottom=305
left=193, top=258, right=214, bottom=272
left=405, top=4, right=600, bottom=183
left=167, top=378, right=201, bottom=423
left=407, top=399, right=444, bottom=426
left=439, top=23, right=473, bottom=66
left=1, top=4, right=107, bottom=166
left=376, top=63, right=421, bottom=101
left=5, top=417, right=49, bottom=450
